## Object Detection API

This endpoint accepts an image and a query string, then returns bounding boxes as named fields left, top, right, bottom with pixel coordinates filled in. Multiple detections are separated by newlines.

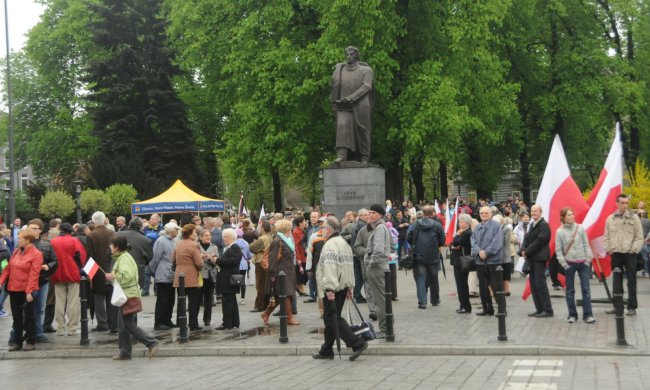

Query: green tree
left=85, top=0, right=200, bottom=197
left=105, top=183, right=138, bottom=215
left=38, top=190, right=75, bottom=219
left=79, top=189, right=112, bottom=214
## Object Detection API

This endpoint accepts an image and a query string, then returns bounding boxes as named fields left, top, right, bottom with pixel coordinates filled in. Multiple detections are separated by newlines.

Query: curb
left=1, top=343, right=646, bottom=360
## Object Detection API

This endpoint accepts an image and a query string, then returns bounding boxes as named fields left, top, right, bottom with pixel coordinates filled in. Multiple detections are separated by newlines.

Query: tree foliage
left=38, top=190, right=75, bottom=219
left=105, top=183, right=138, bottom=215
left=79, top=189, right=112, bottom=214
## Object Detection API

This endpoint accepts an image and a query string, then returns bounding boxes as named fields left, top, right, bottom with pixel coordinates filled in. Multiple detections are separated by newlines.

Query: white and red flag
left=522, top=135, right=589, bottom=299
left=582, top=124, right=624, bottom=278
left=82, top=257, right=100, bottom=280
left=445, top=198, right=459, bottom=245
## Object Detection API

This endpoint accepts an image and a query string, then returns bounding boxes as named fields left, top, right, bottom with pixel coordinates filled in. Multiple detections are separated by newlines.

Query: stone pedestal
left=322, top=162, right=385, bottom=219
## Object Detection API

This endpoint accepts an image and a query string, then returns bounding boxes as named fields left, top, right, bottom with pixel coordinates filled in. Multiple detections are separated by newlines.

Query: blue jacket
left=471, top=219, right=503, bottom=265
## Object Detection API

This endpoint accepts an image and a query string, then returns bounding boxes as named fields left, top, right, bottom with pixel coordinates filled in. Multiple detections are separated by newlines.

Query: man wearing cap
left=116, top=217, right=154, bottom=289
left=51, top=223, right=88, bottom=335
left=363, top=204, right=391, bottom=338
left=149, top=222, right=180, bottom=330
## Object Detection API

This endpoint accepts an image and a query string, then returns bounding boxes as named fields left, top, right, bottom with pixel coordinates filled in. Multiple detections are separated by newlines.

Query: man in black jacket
left=116, top=217, right=154, bottom=289
left=407, top=206, right=445, bottom=309
left=521, top=204, right=553, bottom=317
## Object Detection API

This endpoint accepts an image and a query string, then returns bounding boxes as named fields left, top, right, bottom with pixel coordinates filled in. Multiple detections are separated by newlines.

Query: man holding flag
left=604, top=194, right=644, bottom=316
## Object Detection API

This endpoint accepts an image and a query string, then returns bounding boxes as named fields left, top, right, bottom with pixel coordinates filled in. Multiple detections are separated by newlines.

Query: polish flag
left=522, top=135, right=588, bottom=300
left=434, top=200, right=441, bottom=215
left=445, top=198, right=459, bottom=245
left=581, top=125, right=624, bottom=278
left=82, top=257, right=100, bottom=280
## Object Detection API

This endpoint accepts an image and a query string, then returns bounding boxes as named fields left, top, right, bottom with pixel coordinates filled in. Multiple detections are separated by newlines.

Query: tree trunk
left=271, top=168, right=283, bottom=212
left=439, top=162, right=448, bottom=199
left=410, top=158, right=425, bottom=203
left=385, top=166, right=403, bottom=202
left=520, top=146, right=531, bottom=206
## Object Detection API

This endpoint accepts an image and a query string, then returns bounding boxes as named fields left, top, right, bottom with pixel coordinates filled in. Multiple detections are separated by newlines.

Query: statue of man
left=331, top=46, right=374, bottom=164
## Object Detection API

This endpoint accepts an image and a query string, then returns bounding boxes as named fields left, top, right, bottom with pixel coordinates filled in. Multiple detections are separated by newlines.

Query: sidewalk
left=1, top=269, right=648, bottom=359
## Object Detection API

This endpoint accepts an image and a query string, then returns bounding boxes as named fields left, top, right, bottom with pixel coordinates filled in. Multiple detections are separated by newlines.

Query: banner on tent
left=132, top=200, right=225, bottom=215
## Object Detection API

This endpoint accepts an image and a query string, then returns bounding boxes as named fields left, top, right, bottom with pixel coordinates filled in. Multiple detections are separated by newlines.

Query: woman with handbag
left=105, top=235, right=158, bottom=360
left=450, top=214, right=473, bottom=314
left=172, top=224, right=204, bottom=331
left=197, top=228, right=218, bottom=327
left=261, top=219, right=300, bottom=325
left=215, top=228, right=242, bottom=329
left=555, top=207, right=595, bottom=324
left=0, top=229, right=43, bottom=351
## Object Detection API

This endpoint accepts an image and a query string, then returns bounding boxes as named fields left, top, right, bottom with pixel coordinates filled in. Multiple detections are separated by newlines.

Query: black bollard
left=278, top=271, right=288, bottom=343
left=79, top=276, right=90, bottom=346
left=494, top=266, right=507, bottom=341
left=177, top=273, right=188, bottom=344
left=384, top=270, right=395, bottom=342
left=612, top=268, right=627, bottom=346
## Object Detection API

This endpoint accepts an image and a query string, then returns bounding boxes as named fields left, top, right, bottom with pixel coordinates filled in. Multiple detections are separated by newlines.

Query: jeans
left=0, top=284, right=8, bottom=310
left=413, top=263, right=439, bottom=306
left=565, top=262, right=592, bottom=318
left=308, top=274, right=317, bottom=300
left=611, top=252, right=637, bottom=310
left=142, top=266, right=153, bottom=294
left=352, top=256, right=364, bottom=301
left=397, top=239, right=406, bottom=262
left=33, top=282, right=49, bottom=338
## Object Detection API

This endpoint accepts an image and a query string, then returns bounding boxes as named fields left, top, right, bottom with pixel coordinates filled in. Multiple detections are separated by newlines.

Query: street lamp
left=73, top=180, right=83, bottom=224
left=4, top=0, right=16, bottom=223
left=3, top=188, right=8, bottom=225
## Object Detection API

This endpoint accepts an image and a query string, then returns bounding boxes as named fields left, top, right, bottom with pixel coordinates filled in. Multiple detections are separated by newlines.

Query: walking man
left=313, top=216, right=368, bottom=361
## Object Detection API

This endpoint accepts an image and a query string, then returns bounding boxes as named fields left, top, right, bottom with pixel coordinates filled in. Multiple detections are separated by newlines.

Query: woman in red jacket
left=0, top=229, right=44, bottom=351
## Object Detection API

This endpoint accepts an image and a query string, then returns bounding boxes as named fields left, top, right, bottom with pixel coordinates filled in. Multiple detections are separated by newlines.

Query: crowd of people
left=0, top=193, right=647, bottom=360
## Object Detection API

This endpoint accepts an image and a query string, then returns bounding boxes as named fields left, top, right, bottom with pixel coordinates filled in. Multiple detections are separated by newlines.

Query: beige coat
left=604, top=211, right=644, bottom=254
left=316, top=234, right=355, bottom=298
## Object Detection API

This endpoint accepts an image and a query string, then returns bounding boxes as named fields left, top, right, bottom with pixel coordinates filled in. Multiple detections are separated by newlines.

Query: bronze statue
left=331, top=46, right=374, bottom=164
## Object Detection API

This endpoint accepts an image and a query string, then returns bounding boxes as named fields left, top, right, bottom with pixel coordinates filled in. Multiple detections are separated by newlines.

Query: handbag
left=110, top=280, right=127, bottom=307
left=400, top=224, right=419, bottom=271
left=230, top=274, right=245, bottom=286
left=121, top=297, right=143, bottom=315
left=346, top=299, right=376, bottom=341
left=459, top=249, right=476, bottom=272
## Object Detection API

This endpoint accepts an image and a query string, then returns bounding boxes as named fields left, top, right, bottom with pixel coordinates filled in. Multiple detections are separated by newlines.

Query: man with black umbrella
left=312, top=216, right=368, bottom=361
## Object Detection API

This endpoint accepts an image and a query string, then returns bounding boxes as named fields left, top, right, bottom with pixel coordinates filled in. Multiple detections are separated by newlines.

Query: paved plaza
left=1, top=270, right=649, bottom=389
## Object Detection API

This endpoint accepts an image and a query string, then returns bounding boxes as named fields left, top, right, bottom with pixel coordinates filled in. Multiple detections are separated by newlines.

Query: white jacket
left=316, top=235, right=355, bottom=298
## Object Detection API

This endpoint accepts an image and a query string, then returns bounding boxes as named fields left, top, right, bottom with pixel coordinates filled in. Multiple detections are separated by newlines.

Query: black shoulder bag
left=400, top=224, right=419, bottom=271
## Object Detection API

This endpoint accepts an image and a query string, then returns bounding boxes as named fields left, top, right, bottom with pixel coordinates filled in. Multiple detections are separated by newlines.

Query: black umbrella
left=329, top=295, right=342, bottom=359
left=440, top=249, right=447, bottom=280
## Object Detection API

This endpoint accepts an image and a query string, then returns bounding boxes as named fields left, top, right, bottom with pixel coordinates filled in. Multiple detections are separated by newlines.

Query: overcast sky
left=0, top=0, right=45, bottom=53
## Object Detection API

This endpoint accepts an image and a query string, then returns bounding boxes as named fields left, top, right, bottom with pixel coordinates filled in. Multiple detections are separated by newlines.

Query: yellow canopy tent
left=131, top=180, right=225, bottom=215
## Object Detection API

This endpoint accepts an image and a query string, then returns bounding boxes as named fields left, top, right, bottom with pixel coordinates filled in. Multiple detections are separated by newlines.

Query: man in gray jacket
left=363, top=204, right=391, bottom=338
left=353, top=210, right=376, bottom=319
left=471, top=206, right=503, bottom=316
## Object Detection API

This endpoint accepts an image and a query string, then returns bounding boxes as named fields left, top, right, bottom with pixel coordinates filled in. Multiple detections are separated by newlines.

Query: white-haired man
left=87, top=211, right=117, bottom=333
left=312, top=216, right=368, bottom=361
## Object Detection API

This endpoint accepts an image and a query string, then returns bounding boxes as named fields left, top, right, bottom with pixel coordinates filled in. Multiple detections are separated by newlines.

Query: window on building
left=21, top=174, right=28, bottom=190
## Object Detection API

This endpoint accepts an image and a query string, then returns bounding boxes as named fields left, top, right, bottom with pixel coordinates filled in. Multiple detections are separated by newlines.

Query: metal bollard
left=79, top=276, right=90, bottom=346
left=278, top=271, right=288, bottom=343
left=384, top=270, right=395, bottom=342
left=612, top=268, right=627, bottom=346
left=494, top=266, right=507, bottom=341
left=177, top=273, right=188, bottom=344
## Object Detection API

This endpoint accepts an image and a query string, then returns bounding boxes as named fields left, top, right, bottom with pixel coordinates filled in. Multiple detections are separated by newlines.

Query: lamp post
left=4, top=0, right=16, bottom=223
left=3, top=189, right=8, bottom=225
left=73, top=180, right=83, bottom=224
